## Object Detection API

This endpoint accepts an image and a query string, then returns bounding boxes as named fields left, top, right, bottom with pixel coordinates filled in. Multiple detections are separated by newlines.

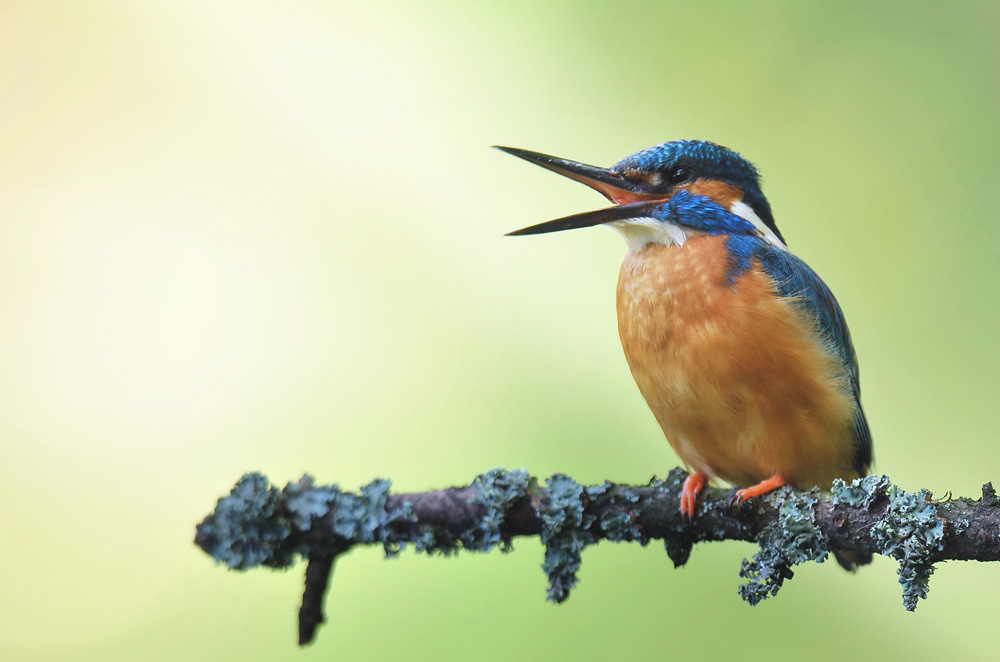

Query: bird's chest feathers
left=616, top=234, right=749, bottom=354
left=615, top=234, right=856, bottom=487
left=616, top=234, right=764, bottom=419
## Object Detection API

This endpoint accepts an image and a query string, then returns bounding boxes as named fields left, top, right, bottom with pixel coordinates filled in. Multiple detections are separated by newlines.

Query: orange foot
left=680, top=472, right=707, bottom=521
left=731, top=473, right=787, bottom=508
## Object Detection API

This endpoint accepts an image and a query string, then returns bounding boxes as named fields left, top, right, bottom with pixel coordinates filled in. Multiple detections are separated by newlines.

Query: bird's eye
left=668, top=167, right=692, bottom=185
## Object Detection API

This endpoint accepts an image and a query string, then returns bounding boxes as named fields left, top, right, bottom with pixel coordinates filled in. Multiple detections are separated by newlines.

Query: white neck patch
left=606, top=200, right=786, bottom=254
left=608, top=218, right=690, bottom=253
left=729, top=200, right=786, bottom=249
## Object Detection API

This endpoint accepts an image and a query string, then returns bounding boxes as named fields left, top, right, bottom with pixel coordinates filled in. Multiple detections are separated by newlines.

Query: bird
left=498, top=140, right=873, bottom=568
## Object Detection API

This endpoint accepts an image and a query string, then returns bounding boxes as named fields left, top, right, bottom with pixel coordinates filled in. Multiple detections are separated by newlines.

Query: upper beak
left=495, top=145, right=665, bottom=236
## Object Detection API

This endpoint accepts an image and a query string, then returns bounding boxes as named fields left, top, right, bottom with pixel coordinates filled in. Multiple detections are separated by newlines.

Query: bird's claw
left=679, top=472, right=706, bottom=524
left=728, top=475, right=787, bottom=511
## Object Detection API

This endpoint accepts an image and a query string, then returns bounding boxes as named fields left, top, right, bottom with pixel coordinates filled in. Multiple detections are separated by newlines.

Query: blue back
left=757, top=245, right=873, bottom=473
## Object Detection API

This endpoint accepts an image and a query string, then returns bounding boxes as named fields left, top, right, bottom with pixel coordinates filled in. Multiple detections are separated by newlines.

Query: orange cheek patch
left=685, top=179, right=743, bottom=208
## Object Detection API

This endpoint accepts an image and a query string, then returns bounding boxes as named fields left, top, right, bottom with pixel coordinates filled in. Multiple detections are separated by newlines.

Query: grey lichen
left=467, top=468, right=531, bottom=552
left=284, top=475, right=338, bottom=532
left=870, top=486, right=945, bottom=610
left=328, top=478, right=389, bottom=543
left=776, top=490, right=828, bottom=564
left=198, top=472, right=296, bottom=569
left=198, top=473, right=417, bottom=566
left=590, top=481, right=647, bottom=544
left=738, top=487, right=828, bottom=606
left=830, top=474, right=891, bottom=508
left=538, top=474, right=592, bottom=603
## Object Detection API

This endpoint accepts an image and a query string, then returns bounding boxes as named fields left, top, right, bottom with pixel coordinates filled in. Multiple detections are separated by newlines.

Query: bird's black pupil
left=669, top=167, right=691, bottom=184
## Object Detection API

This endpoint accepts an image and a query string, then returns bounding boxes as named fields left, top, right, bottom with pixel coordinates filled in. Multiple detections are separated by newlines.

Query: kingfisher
left=498, top=140, right=873, bottom=567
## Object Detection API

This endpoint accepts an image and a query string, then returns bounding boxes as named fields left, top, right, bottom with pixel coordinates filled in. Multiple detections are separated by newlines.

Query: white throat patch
left=608, top=218, right=690, bottom=253
left=729, top=200, right=786, bottom=249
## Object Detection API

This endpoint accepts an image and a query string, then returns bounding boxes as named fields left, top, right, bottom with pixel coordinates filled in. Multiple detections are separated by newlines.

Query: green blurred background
left=2, top=0, right=999, bottom=659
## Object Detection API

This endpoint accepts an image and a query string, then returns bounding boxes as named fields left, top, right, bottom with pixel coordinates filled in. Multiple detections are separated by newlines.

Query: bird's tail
left=833, top=550, right=873, bottom=571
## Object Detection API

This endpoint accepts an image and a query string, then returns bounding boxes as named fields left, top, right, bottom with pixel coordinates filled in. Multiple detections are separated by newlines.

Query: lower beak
left=504, top=200, right=662, bottom=236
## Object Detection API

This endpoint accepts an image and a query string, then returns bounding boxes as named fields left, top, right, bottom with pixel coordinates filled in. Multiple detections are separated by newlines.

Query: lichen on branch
left=194, top=469, right=1000, bottom=645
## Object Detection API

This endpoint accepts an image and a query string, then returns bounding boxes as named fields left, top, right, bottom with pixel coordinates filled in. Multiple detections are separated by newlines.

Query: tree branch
left=193, top=468, right=1000, bottom=645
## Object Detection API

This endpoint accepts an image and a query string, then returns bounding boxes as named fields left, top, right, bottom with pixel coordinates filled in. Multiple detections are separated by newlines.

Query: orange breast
left=616, top=234, right=859, bottom=489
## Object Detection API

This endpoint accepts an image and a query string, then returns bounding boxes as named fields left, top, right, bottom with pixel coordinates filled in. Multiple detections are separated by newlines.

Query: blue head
left=497, top=140, right=786, bottom=249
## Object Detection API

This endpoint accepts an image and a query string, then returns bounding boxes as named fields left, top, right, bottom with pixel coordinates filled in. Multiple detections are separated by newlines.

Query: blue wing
left=757, top=245, right=873, bottom=473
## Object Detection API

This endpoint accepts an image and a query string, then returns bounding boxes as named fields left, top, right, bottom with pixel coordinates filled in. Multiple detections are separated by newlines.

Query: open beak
left=495, top=146, right=666, bottom=236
